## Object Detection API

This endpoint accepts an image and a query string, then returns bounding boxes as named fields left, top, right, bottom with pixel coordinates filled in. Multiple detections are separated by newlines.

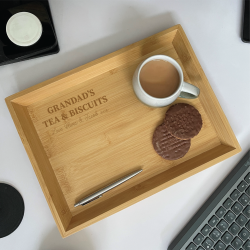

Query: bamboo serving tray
left=6, top=25, right=241, bottom=237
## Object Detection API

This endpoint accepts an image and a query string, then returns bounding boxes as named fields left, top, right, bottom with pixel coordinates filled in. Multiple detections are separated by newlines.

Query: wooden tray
left=6, top=25, right=241, bottom=237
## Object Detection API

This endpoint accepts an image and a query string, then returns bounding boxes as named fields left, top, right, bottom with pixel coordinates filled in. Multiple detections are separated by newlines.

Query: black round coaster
left=0, top=183, right=24, bottom=238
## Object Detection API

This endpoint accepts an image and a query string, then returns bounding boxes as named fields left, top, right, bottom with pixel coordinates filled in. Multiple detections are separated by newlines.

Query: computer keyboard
left=168, top=150, right=250, bottom=250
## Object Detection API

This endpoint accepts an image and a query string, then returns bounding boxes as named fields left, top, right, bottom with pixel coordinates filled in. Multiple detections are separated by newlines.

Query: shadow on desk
left=39, top=227, right=95, bottom=250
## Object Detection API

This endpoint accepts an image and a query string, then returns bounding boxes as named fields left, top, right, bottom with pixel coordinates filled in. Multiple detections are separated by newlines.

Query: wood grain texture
left=5, top=25, right=241, bottom=237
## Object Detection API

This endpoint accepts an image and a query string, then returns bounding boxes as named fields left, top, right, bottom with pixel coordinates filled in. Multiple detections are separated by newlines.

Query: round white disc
left=6, top=12, right=42, bottom=47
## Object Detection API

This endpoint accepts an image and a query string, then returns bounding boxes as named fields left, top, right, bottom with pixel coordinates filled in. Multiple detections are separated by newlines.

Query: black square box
left=0, top=0, right=59, bottom=66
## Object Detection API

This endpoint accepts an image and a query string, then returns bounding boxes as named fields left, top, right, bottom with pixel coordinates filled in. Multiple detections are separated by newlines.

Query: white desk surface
left=0, top=0, right=249, bottom=249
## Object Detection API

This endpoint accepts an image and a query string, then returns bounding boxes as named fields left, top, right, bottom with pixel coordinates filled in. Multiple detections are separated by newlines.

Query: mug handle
left=179, top=81, right=200, bottom=99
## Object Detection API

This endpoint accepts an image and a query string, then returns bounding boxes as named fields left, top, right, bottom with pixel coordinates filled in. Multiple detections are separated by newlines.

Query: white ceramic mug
left=132, top=55, right=200, bottom=107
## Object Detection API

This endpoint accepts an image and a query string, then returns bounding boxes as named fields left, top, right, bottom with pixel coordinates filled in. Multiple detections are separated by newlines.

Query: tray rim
left=5, top=24, right=241, bottom=237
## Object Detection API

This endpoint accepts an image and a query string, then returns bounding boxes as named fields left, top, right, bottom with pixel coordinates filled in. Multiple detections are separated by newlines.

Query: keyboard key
left=201, top=225, right=212, bottom=236
left=243, top=206, right=250, bottom=218
left=245, top=173, right=250, bottom=183
left=214, top=241, right=226, bottom=250
left=223, top=198, right=234, bottom=209
left=194, top=234, right=204, bottom=245
left=239, top=228, right=250, bottom=241
left=216, top=207, right=226, bottom=218
left=210, top=228, right=221, bottom=241
left=231, top=190, right=241, bottom=200
left=232, top=237, right=243, bottom=249
left=236, top=214, right=247, bottom=226
left=202, top=238, right=214, bottom=249
left=224, top=211, right=236, bottom=224
left=229, top=223, right=241, bottom=235
left=243, top=240, right=250, bottom=250
left=232, top=202, right=244, bottom=215
left=217, top=220, right=229, bottom=232
left=226, top=247, right=235, bottom=250
left=246, top=186, right=250, bottom=196
left=221, top=232, right=233, bottom=244
left=197, top=247, right=205, bottom=250
left=238, top=181, right=248, bottom=192
left=209, top=215, right=219, bottom=227
left=186, top=242, right=197, bottom=250
left=246, top=220, right=250, bottom=230
left=239, top=194, right=250, bottom=206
